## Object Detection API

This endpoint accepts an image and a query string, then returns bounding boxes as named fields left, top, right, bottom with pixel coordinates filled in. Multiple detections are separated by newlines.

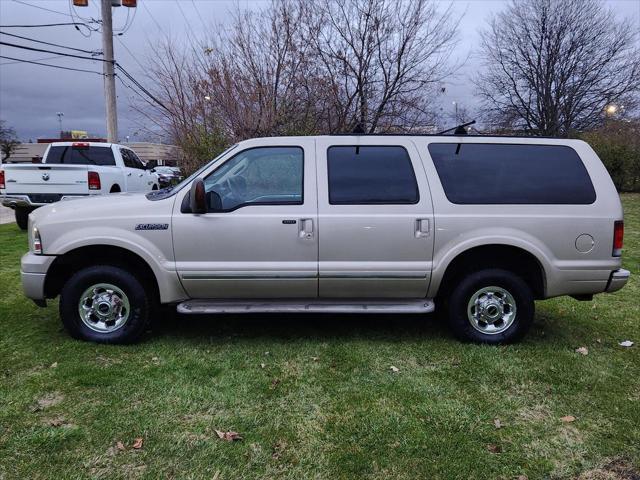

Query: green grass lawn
left=1, top=195, right=639, bottom=480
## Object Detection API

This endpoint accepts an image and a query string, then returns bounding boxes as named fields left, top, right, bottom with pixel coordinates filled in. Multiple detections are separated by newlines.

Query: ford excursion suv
left=21, top=135, right=629, bottom=344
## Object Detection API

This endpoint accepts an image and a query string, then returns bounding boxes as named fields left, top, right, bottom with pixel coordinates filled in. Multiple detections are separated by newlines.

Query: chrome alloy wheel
left=78, top=283, right=130, bottom=333
left=467, top=286, right=517, bottom=335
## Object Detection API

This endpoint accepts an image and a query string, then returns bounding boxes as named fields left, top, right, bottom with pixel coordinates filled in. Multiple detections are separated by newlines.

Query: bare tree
left=476, top=0, right=640, bottom=136
left=0, top=121, right=20, bottom=162
left=306, top=0, right=459, bottom=133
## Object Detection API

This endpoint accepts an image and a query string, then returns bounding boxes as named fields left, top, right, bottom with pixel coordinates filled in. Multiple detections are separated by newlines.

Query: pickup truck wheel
left=59, top=265, right=150, bottom=344
left=14, top=207, right=31, bottom=230
left=446, top=269, right=534, bottom=344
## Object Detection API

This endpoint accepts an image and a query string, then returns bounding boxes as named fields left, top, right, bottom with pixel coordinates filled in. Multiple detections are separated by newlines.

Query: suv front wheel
left=446, top=269, right=534, bottom=344
left=59, top=265, right=151, bottom=344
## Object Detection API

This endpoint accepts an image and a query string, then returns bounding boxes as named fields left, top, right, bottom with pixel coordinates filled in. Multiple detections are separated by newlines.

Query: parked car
left=20, top=135, right=628, bottom=344
left=153, top=166, right=183, bottom=188
left=0, top=142, right=159, bottom=229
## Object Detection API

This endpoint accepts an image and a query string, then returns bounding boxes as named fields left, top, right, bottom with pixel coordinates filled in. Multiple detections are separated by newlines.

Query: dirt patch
left=43, top=415, right=74, bottom=428
left=517, top=403, right=551, bottom=422
left=33, top=392, right=64, bottom=411
left=577, top=458, right=640, bottom=480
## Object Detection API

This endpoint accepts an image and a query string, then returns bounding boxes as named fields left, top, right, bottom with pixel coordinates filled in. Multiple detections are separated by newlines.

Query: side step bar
left=177, top=299, right=435, bottom=315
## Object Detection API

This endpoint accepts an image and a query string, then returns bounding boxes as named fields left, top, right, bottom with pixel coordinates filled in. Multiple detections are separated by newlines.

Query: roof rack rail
left=437, top=120, right=476, bottom=135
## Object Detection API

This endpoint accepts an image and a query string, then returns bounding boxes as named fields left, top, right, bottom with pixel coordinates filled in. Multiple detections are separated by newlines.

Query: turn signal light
left=88, top=171, right=101, bottom=190
left=73, top=0, right=89, bottom=6
left=613, top=220, right=624, bottom=257
left=0, top=170, right=5, bottom=189
left=122, top=0, right=137, bottom=6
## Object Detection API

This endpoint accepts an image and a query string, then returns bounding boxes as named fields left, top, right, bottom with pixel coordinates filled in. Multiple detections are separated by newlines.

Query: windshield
left=146, top=144, right=238, bottom=201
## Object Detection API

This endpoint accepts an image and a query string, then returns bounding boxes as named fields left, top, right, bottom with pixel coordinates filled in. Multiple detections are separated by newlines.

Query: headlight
left=32, top=226, right=42, bottom=254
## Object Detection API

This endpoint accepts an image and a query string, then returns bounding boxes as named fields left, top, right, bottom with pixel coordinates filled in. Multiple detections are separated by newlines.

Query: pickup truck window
left=327, top=146, right=419, bottom=204
left=203, top=146, right=303, bottom=211
left=121, top=149, right=145, bottom=169
left=428, top=143, right=596, bottom=205
left=46, top=146, right=116, bottom=166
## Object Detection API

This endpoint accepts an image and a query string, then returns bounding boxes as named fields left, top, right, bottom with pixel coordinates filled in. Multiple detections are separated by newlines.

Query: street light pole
left=56, top=112, right=64, bottom=138
left=101, top=0, right=118, bottom=142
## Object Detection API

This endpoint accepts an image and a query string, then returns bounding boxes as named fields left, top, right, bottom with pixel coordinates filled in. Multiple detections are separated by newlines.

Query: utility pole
left=101, top=0, right=118, bottom=142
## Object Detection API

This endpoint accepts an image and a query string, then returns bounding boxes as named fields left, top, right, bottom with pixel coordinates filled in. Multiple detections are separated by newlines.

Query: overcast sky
left=0, top=0, right=638, bottom=141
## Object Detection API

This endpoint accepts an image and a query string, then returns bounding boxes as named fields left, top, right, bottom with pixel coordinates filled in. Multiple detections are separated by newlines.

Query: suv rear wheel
left=446, top=268, right=534, bottom=344
left=59, top=265, right=151, bottom=344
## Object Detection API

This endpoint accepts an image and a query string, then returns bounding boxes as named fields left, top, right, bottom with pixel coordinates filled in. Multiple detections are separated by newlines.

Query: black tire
left=445, top=268, right=534, bottom=344
left=14, top=207, right=31, bottom=230
left=59, top=265, right=151, bottom=344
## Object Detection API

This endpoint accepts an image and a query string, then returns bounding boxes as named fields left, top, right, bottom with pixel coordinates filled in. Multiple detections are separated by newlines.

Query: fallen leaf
left=493, top=418, right=502, bottom=429
left=487, top=444, right=502, bottom=453
left=560, top=415, right=576, bottom=423
left=132, top=437, right=144, bottom=449
left=264, top=351, right=270, bottom=355
left=47, top=416, right=65, bottom=427
left=50, top=362, right=58, bottom=369
left=575, top=346, right=589, bottom=355
left=390, top=366, right=400, bottom=373
left=619, top=340, right=634, bottom=347
left=311, top=356, right=319, bottom=362
left=116, top=441, right=126, bottom=451
left=215, top=430, right=243, bottom=441
left=596, top=338, right=602, bottom=344
left=260, top=363, right=266, bottom=369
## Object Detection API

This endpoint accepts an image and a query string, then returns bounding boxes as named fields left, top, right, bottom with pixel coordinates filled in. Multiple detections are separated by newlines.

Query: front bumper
left=21, top=252, right=56, bottom=305
left=605, top=268, right=630, bottom=293
left=1, top=194, right=88, bottom=208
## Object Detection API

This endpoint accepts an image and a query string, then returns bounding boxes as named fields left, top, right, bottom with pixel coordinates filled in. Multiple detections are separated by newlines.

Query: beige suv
left=21, top=135, right=629, bottom=344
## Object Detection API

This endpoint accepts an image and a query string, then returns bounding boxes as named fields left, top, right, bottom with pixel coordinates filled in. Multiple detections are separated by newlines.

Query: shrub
left=580, top=120, right=640, bottom=192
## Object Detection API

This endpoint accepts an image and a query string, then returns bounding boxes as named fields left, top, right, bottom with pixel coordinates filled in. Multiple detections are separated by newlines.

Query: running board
left=177, top=299, right=435, bottom=315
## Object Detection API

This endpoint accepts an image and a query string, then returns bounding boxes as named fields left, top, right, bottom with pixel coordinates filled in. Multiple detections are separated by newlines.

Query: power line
left=114, top=35, right=145, bottom=71
left=115, top=63, right=171, bottom=114
left=0, top=40, right=109, bottom=62
left=0, top=55, right=104, bottom=75
left=140, top=0, right=165, bottom=35
left=0, top=54, right=65, bottom=65
left=175, top=0, right=195, bottom=33
left=11, top=0, right=74, bottom=19
left=0, top=23, right=90, bottom=28
left=0, top=31, right=101, bottom=55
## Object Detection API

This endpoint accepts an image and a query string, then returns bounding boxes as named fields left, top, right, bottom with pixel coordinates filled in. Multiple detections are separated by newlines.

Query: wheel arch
left=433, top=243, right=547, bottom=300
left=45, top=245, right=160, bottom=301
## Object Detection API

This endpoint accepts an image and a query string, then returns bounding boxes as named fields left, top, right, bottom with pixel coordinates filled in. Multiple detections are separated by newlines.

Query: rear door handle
left=299, top=218, right=314, bottom=239
left=415, top=218, right=430, bottom=238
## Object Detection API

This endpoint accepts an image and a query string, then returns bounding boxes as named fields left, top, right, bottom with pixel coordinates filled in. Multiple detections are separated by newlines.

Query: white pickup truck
left=0, top=142, right=159, bottom=229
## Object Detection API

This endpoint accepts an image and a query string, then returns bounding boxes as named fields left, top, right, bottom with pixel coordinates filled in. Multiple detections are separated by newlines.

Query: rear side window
left=428, top=143, right=596, bottom=204
left=328, top=146, right=419, bottom=204
left=46, top=146, right=116, bottom=166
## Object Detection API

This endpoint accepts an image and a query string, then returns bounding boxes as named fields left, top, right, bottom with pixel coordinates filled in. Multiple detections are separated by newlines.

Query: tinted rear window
left=428, top=143, right=596, bottom=204
left=328, top=146, right=419, bottom=204
left=46, top=146, right=116, bottom=166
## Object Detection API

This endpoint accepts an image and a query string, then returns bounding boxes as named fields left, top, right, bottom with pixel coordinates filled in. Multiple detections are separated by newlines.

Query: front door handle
left=415, top=218, right=430, bottom=238
left=299, top=218, right=314, bottom=239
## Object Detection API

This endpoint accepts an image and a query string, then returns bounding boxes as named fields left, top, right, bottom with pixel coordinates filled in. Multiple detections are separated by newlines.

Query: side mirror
left=145, top=160, right=158, bottom=170
left=206, top=190, right=223, bottom=212
left=190, top=178, right=207, bottom=214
